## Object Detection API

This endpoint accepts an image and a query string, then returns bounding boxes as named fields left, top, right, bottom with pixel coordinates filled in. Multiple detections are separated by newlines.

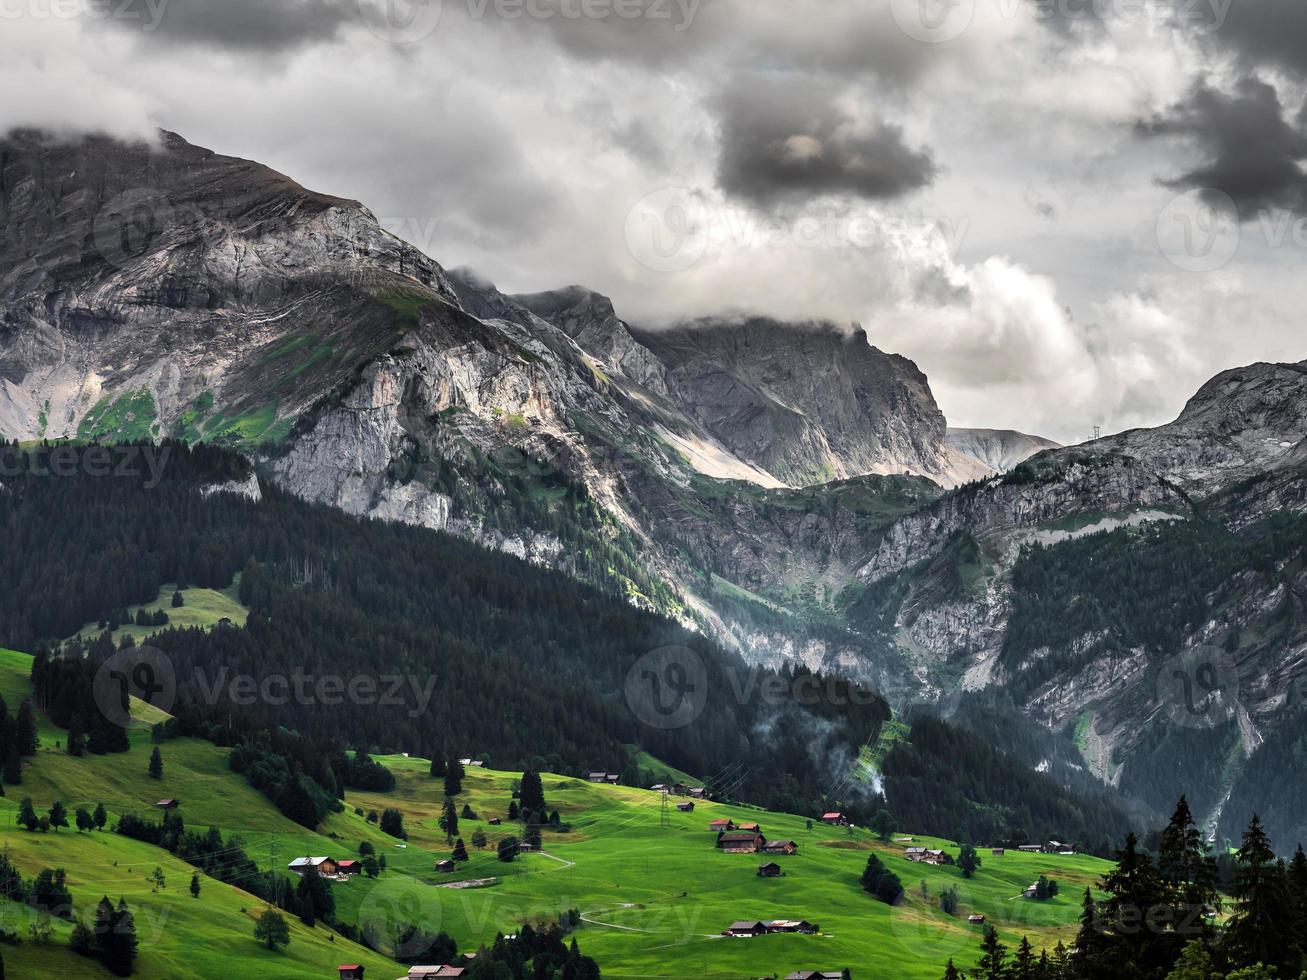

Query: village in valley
left=0, top=640, right=1103, bottom=980
left=263, top=766, right=1089, bottom=980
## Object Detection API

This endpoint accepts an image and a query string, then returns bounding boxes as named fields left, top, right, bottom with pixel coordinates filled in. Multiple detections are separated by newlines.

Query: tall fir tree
left=1225, top=814, right=1295, bottom=976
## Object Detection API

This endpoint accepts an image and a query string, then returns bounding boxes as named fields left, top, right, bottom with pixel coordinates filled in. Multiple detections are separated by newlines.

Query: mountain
left=0, top=129, right=970, bottom=685
left=623, top=316, right=990, bottom=489
left=850, top=362, right=1307, bottom=838
left=945, top=427, right=1061, bottom=473
left=5, top=127, right=1307, bottom=845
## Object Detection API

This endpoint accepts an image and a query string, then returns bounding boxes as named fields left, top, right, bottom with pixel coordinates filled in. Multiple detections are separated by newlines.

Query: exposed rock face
left=946, top=428, right=1061, bottom=473
left=628, top=317, right=990, bottom=489
left=0, top=129, right=456, bottom=443
left=1086, top=361, right=1307, bottom=491
left=511, top=285, right=671, bottom=397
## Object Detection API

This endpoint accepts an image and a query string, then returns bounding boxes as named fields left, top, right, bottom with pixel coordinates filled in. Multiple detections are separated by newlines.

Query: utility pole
left=269, top=840, right=279, bottom=908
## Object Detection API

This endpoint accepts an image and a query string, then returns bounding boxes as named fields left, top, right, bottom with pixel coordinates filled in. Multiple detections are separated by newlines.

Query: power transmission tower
left=660, top=790, right=670, bottom=829
left=269, top=840, right=279, bottom=908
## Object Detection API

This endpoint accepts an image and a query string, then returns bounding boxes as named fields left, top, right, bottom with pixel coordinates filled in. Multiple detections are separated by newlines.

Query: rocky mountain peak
left=628, top=316, right=990, bottom=488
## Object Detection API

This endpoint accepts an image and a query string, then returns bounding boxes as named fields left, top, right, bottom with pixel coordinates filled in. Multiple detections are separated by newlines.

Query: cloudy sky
left=4, top=0, right=1306, bottom=442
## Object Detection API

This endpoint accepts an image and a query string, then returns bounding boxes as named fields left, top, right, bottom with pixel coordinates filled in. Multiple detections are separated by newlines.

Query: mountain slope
left=849, top=364, right=1307, bottom=833
left=946, top=427, right=1061, bottom=473
left=0, top=129, right=975, bottom=684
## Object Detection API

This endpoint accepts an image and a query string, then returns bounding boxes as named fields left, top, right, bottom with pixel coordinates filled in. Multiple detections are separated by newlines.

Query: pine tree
left=444, top=759, right=465, bottom=797
left=93, top=802, right=107, bottom=831
left=3, top=748, right=20, bottom=786
left=519, top=770, right=546, bottom=812
left=975, top=926, right=1008, bottom=980
left=254, top=909, right=290, bottom=951
left=14, top=701, right=36, bottom=756
left=1225, top=814, right=1294, bottom=975
left=941, top=961, right=963, bottom=980
left=959, top=842, right=981, bottom=879
left=48, top=800, right=67, bottom=832
left=439, top=799, right=459, bottom=842
left=1158, top=795, right=1220, bottom=934
left=16, top=798, right=37, bottom=832
left=75, top=807, right=94, bottom=833
left=1012, top=935, right=1036, bottom=979
left=94, top=896, right=137, bottom=976
left=148, top=747, right=163, bottom=780
left=190, top=872, right=200, bottom=898
left=429, top=754, right=446, bottom=778
left=452, top=838, right=469, bottom=862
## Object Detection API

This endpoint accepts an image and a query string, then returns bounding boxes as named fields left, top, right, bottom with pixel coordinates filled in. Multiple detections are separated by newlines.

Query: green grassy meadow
left=0, top=649, right=1108, bottom=979
left=69, top=581, right=248, bottom=645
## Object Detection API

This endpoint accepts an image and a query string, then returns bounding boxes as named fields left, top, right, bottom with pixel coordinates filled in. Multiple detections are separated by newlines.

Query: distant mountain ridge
left=946, top=427, right=1062, bottom=473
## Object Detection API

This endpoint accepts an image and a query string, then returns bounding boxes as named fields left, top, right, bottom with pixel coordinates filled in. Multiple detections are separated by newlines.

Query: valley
left=0, top=648, right=1105, bottom=979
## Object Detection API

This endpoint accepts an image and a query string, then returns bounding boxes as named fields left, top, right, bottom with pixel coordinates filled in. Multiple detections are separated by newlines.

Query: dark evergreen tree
left=148, top=747, right=163, bottom=780
left=1224, top=814, right=1295, bottom=976
left=444, top=759, right=465, bottom=798
left=14, top=700, right=36, bottom=756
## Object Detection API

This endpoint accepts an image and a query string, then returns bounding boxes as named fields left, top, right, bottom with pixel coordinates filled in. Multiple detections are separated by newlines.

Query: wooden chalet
left=738, top=822, right=761, bottom=833
left=968, top=915, right=987, bottom=925
left=725, top=920, right=769, bottom=937
left=408, top=968, right=467, bottom=979
left=1018, top=845, right=1043, bottom=853
left=820, top=812, right=847, bottom=826
left=758, top=862, right=784, bottom=878
left=763, top=839, right=798, bottom=855
left=287, top=856, right=337, bottom=876
left=155, top=798, right=180, bottom=810
left=718, top=831, right=764, bottom=854
left=338, top=967, right=365, bottom=980
left=487, top=817, right=502, bottom=826
left=709, top=819, right=736, bottom=832
left=767, top=920, right=819, bottom=934
left=784, top=972, right=843, bottom=980
left=676, top=801, right=695, bottom=812
left=336, top=859, right=361, bottom=875
left=991, top=848, right=1006, bottom=856
left=435, top=859, right=457, bottom=873
left=587, top=772, right=608, bottom=783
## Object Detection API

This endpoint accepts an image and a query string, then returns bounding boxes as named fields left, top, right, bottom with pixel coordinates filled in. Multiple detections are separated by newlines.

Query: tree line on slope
left=1, top=441, right=889, bottom=826
left=942, top=796, right=1307, bottom=980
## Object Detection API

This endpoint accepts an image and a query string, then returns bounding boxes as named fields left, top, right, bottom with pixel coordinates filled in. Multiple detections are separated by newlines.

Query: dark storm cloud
left=713, top=74, right=937, bottom=207
left=1142, top=76, right=1307, bottom=217
left=109, top=0, right=357, bottom=52
left=1202, top=0, right=1307, bottom=76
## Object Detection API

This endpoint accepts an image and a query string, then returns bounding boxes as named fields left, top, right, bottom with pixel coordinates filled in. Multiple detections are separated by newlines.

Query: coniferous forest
left=0, top=440, right=1139, bottom=846
left=943, top=796, right=1307, bottom=980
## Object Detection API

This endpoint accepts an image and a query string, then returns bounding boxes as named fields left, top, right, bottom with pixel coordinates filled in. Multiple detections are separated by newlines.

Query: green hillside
left=69, top=580, right=248, bottom=645
left=0, top=649, right=1106, bottom=978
